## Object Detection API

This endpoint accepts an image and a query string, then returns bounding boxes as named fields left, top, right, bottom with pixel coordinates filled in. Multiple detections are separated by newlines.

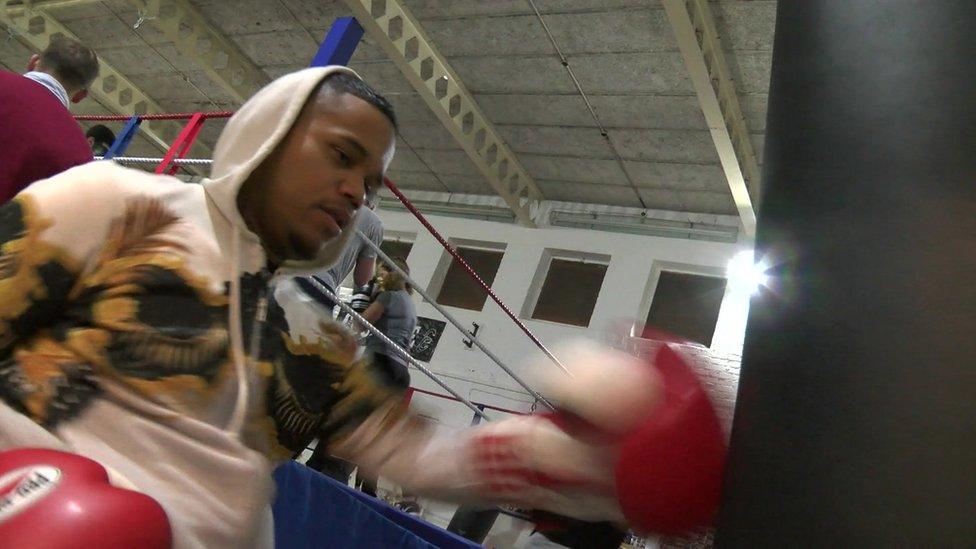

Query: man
left=0, top=66, right=393, bottom=547
left=0, top=67, right=723, bottom=547
left=0, top=36, right=97, bottom=203
left=86, top=124, right=117, bottom=156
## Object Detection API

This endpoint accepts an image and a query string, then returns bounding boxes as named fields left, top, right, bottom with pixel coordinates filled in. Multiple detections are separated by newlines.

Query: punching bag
left=716, top=1, right=976, bottom=546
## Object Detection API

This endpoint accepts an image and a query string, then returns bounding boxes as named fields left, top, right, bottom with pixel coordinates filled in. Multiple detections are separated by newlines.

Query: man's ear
left=27, top=54, right=41, bottom=72
left=70, top=89, right=88, bottom=104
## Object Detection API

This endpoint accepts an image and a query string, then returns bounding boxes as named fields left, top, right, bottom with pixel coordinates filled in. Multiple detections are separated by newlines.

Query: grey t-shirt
left=364, top=290, right=417, bottom=364
left=315, top=207, right=383, bottom=289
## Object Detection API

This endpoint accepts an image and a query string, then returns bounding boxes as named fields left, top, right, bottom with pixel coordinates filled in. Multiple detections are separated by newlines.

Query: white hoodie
left=0, top=66, right=395, bottom=548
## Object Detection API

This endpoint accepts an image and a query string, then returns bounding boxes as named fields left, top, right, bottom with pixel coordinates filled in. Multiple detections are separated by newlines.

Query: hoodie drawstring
left=226, top=228, right=267, bottom=436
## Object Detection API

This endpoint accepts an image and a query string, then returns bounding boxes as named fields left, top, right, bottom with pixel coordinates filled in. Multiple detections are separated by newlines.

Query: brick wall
left=621, top=337, right=742, bottom=434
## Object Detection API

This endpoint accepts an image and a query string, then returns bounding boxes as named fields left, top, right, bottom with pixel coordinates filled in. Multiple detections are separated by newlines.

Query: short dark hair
left=85, top=124, right=116, bottom=146
left=317, top=72, right=397, bottom=130
left=40, top=36, right=99, bottom=92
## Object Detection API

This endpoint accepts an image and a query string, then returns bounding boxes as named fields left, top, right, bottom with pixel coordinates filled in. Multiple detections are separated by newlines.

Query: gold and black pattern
left=266, top=356, right=327, bottom=452
left=262, top=290, right=401, bottom=454
left=0, top=193, right=404, bottom=460
left=89, top=265, right=230, bottom=382
left=0, top=197, right=90, bottom=424
left=0, top=197, right=81, bottom=354
left=319, top=356, right=405, bottom=444
left=71, top=198, right=231, bottom=391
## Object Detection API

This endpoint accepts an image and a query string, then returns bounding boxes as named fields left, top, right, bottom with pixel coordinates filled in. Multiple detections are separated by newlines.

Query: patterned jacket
left=0, top=67, right=401, bottom=548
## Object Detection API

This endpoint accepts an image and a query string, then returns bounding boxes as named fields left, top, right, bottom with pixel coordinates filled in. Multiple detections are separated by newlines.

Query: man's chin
left=285, top=235, right=322, bottom=262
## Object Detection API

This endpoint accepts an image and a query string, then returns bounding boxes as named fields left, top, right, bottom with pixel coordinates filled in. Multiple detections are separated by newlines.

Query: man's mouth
left=319, top=206, right=350, bottom=229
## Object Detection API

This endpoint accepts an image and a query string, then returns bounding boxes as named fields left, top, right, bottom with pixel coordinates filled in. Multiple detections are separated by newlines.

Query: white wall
left=374, top=208, right=753, bottom=417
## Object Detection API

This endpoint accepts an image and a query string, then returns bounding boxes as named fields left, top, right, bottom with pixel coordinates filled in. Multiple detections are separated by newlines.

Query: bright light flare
left=727, top=250, right=769, bottom=295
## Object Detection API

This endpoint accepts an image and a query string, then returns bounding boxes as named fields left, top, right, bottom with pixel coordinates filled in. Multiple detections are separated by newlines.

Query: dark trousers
left=370, top=352, right=411, bottom=390
left=305, top=447, right=354, bottom=483
left=306, top=448, right=379, bottom=497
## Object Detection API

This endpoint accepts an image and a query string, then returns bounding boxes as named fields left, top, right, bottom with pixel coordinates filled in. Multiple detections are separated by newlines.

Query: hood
left=203, top=66, right=362, bottom=275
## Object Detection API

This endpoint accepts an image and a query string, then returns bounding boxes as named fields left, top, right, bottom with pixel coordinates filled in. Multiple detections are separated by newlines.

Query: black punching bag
left=716, top=2, right=976, bottom=546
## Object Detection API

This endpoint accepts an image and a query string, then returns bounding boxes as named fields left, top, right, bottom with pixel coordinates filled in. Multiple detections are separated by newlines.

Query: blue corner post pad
left=310, top=17, right=365, bottom=67
left=103, top=116, right=142, bottom=159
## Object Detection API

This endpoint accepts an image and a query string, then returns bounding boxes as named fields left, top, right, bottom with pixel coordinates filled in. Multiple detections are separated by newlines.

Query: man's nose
left=340, top=175, right=365, bottom=209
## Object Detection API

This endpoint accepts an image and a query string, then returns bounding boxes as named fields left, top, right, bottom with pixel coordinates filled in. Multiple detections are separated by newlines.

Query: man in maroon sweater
left=0, top=36, right=98, bottom=204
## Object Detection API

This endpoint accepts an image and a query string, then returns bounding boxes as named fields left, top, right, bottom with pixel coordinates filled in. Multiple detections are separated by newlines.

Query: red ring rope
left=383, top=177, right=569, bottom=376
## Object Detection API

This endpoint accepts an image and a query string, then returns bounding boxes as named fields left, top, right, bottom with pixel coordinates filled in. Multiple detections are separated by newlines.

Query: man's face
left=246, top=91, right=395, bottom=262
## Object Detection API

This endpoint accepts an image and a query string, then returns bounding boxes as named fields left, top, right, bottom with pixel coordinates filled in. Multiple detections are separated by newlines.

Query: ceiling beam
left=126, top=0, right=269, bottom=104
left=1, top=0, right=212, bottom=172
left=342, top=0, right=543, bottom=227
left=3, top=0, right=101, bottom=16
left=662, top=0, right=759, bottom=237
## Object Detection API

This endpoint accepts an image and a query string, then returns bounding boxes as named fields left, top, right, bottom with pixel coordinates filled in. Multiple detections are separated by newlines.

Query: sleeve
left=357, top=211, right=384, bottom=261
left=0, top=171, right=121, bottom=425
left=264, top=298, right=407, bottom=456
left=323, top=343, right=662, bottom=525
left=0, top=195, right=81, bottom=360
left=375, top=290, right=394, bottom=308
left=328, top=409, right=626, bottom=524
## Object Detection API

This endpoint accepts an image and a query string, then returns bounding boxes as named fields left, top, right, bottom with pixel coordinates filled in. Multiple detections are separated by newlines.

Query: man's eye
left=336, top=149, right=350, bottom=166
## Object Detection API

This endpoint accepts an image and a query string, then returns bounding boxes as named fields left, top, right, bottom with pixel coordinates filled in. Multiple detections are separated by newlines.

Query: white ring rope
left=94, top=156, right=213, bottom=166
left=356, top=230, right=554, bottom=410
left=307, top=278, right=491, bottom=421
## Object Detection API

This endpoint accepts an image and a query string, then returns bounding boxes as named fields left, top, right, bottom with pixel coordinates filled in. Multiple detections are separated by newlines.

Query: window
left=380, top=239, right=413, bottom=262
left=645, top=271, right=727, bottom=346
left=434, top=242, right=505, bottom=311
left=522, top=249, right=610, bottom=328
left=527, top=251, right=610, bottom=327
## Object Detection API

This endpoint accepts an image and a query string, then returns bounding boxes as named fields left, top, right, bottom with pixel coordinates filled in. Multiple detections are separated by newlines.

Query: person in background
left=349, top=256, right=417, bottom=496
left=359, top=256, right=416, bottom=392
left=305, top=256, right=417, bottom=492
left=0, top=36, right=97, bottom=203
left=86, top=124, right=117, bottom=156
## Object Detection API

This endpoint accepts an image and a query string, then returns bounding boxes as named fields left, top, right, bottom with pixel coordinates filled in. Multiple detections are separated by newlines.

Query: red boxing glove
left=0, top=448, right=172, bottom=549
left=614, top=343, right=727, bottom=536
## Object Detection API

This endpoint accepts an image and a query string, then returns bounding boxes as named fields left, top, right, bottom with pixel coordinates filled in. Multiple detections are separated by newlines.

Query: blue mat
left=272, top=461, right=480, bottom=549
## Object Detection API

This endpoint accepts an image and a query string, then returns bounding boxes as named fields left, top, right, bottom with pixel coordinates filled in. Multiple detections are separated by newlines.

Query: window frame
left=636, top=261, right=728, bottom=345
left=428, top=238, right=508, bottom=312
left=522, top=248, right=612, bottom=328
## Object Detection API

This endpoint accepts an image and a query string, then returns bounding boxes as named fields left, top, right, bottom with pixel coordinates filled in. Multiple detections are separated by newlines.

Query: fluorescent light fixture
left=379, top=199, right=516, bottom=223
left=550, top=211, right=739, bottom=243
